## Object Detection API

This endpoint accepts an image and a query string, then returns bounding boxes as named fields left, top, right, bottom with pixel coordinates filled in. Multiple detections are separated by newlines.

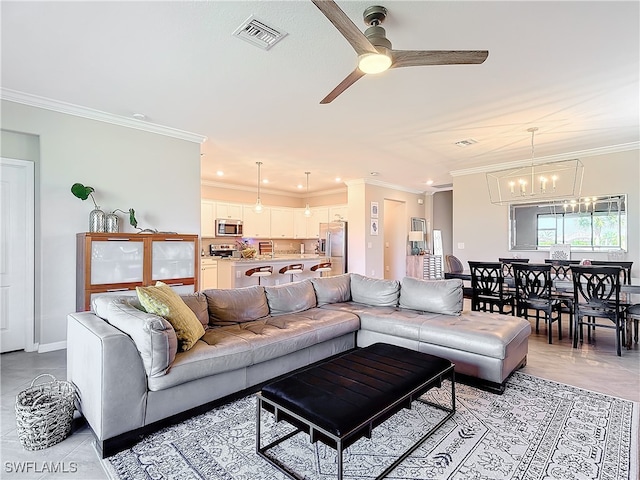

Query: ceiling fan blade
left=311, top=0, right=377, bottom=56
left=391, top=50, right=489, bottom=69
left=320, top=69, right=366, bottom=104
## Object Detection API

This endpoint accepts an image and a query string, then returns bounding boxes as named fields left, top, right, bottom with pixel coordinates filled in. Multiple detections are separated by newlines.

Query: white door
left=1, top=158, right=35, bottom=352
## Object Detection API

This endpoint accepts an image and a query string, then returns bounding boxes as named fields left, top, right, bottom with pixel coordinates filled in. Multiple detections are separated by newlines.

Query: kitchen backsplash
left=201, top=238, right=319, bottom=256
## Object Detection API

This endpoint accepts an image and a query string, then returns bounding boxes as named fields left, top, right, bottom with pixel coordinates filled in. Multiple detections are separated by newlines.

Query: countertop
left=217, top=255, right=325, bottom=264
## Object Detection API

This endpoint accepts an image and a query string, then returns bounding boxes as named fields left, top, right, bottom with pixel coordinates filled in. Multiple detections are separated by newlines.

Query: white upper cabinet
left=270, top=207, right=295, bottom=238
left=201, top=200, right=216, bottom=237
left=293, top=207, right=329, bottom=238
left=242, top=205, right=271, bottom=238
left=329, top=205, right=348, bottom=222
left=215, top=202, right=243, bottom=220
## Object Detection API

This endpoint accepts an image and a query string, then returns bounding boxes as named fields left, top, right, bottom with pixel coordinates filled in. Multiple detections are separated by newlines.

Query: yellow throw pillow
left=136, top=282, right=205, bottom=352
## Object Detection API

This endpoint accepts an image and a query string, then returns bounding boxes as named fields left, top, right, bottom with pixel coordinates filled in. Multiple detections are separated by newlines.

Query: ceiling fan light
left=358, top=52, right=392, bottom=74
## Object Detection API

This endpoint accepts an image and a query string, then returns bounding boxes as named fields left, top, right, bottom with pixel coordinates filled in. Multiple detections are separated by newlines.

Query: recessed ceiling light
left=335, top=177, right=341, bottom=182
left=426, top=180, right=434, bottom=186
left=297, top=184, right=303, bottom=189
left=370, top=172, right=379, bottom=176
left=216, top=171, right=224, bottom=176
left=262, top=179, right=269, bottom=184
left=132, top=113, right=146, bottom=120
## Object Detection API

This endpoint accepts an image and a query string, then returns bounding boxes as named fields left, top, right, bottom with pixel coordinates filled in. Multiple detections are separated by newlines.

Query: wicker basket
left=15, top=374, right=76, bottom=450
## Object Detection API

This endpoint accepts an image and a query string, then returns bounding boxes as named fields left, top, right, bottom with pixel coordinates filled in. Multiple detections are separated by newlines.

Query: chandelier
left=486, top=127, right=584, bottom=205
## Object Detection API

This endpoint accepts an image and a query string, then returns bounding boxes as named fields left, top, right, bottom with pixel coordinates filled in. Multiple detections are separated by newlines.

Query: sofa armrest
left=66, top=312, right=148, bottom=441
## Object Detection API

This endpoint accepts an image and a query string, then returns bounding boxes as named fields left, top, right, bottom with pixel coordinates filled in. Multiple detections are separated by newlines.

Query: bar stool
left=311, top=262, right=332, bottom=278
left=279, top=263, right=304, bottom=283
left=245, top=266, right=273, bottom=285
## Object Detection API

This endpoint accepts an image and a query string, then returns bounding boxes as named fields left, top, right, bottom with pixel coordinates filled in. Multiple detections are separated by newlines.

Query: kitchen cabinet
left=270, top=207, right=294, bottom=238
left=215, top=202, right=243, bottom=220
left=242, top=205, right=271, bottom=238
left=76, top=233, right=199, bottom=311
left=201, top=200, right=216, bottom=237
left=329, top=205, right=348, bottom=222
left=293, top=207, right=329, bottom=238
left=200, top=258, right=218, bottom=290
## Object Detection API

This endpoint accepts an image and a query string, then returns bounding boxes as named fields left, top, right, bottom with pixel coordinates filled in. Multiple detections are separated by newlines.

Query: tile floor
left=1, top=313, right=639, bottom=479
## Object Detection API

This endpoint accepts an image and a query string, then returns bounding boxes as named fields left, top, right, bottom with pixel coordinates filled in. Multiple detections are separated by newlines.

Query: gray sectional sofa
left=66, top=273, right=531, bottom=457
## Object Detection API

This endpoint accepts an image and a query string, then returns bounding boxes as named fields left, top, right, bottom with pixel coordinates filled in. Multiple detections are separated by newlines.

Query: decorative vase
left=105, top=213, right=119, bottom=233
left=89, top=207, right=106, bottom=233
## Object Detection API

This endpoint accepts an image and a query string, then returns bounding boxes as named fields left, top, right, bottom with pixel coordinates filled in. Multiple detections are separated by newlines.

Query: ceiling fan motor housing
left=365, top=25, right=392, bottom=50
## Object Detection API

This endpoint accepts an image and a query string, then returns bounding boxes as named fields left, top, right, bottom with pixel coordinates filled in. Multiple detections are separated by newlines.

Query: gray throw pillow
left=265, top=280, right=317, bottom=315
left=350, top=273, right=400, bottom=307
left=399, top=276, right=463, bottom=315
left=310, top=274, right=351, bottom=306
left=204, top=285, right=270, bottom=326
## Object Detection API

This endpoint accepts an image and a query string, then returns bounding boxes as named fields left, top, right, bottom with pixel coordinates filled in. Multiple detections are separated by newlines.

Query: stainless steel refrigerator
left=319, top=222, right=347, bottom=276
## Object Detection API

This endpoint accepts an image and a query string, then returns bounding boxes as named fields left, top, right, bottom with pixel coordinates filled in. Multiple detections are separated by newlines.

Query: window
left=510, top=195, right=627, bottom=251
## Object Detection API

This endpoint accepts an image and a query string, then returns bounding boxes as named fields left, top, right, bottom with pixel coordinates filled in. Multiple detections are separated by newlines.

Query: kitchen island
left=216, top=255, right=330, bottom=288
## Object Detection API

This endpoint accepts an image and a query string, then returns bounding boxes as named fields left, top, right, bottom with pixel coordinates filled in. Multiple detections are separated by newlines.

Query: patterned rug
left=102, top=372, right=638, bottom=480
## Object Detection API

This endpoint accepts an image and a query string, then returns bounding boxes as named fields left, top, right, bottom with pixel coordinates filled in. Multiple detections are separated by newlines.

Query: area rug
left=101, top=372, right=638, bottom=480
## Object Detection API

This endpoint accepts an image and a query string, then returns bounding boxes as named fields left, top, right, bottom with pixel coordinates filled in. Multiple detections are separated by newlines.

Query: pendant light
left=254, top=161, right=263, bottom=214
left=303, top=172, right=311, bottom=217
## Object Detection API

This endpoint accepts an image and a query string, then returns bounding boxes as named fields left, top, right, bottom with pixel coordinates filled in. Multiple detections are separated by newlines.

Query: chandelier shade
left=486, top=128, right=584, bottom=205
left=486, top=158, right=584, bottom=205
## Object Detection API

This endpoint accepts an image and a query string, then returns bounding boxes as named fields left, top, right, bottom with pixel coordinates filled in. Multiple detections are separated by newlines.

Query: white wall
left=452, top=149, right=640, bottom=277
left=1, top=101, right=202, bottom=349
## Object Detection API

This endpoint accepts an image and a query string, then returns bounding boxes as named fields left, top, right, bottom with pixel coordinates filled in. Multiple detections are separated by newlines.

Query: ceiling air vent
left=454, top=138, right=478, bottom=147
left=432, top=183, right=453, bottom=189
left=233, top=15, right=288, bottom=50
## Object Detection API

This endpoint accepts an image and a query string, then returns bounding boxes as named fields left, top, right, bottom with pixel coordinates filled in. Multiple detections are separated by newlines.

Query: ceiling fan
left=311, top=1, right=489, bottom=104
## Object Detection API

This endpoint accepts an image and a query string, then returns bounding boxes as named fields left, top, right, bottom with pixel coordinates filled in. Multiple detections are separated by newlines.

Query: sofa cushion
left=105, top=297, right=178, bottom=378
left=179, top=292, right=209, bottom=329
left=136, top=282, right=205, bottom=352
left=265, top=280, right=316, bottom=315
left=350, top=273, right=400, bottom=307
left=310, top=274, right=351, bottom=306
left=147, top=307, right=360, bottom=391
left=399, top=277, right=463, bottom=315
left=204, top=286, right=270, bottom=327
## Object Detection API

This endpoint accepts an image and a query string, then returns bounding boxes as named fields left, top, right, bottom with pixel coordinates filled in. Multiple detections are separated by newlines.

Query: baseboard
left=38, top=340, right=67, bottom=353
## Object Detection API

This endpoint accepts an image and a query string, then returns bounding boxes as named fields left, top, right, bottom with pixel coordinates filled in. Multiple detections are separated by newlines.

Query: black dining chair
left=468, top=261, right=515, bottom=315
left=513, top=263, right=563, bottom=344
left=498, top=258, right=529, bottom=279
left=546, top=259, right=579, bottom=337
left=571, top=265, right=626, bottom=356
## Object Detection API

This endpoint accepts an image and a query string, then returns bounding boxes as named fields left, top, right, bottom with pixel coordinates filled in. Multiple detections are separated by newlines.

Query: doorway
left=383, top=199, right=406, bottom=281
left=1, top=158, right=35, bottom=352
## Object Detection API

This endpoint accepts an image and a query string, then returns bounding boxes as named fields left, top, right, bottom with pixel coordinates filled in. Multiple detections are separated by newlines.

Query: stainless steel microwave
left=215, top=219, right=243, bottom=237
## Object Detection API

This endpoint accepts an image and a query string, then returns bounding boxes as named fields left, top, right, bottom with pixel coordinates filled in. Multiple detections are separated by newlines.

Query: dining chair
left=590, top=261, right=633, bottom=285
left=445, top=254, right=472, bottom=299
left=546, top=259, right=578, bottom=337
left=513, top=263, right=563, bottom=344
left=468, top=261, right=515, bottom=315
left=571, top=265, right=626, bottom=356
left=498, top=258, right=529, bottom=279
left=625, top=304, right=639, bottom=349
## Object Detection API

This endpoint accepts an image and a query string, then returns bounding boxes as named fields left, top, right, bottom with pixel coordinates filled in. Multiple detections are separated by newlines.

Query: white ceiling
left=2, top=1, right=638, bottom=195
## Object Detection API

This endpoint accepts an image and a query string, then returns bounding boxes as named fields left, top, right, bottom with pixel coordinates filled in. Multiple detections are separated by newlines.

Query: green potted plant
left=71, top=183, right=105, bottom=232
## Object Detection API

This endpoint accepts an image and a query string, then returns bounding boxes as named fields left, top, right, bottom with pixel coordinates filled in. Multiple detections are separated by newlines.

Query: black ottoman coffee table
left=256, top=343, right=455, bottom=480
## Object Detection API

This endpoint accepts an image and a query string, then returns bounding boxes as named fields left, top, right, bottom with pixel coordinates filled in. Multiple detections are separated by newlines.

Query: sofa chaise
left=66, top=273, right=530, bottom=457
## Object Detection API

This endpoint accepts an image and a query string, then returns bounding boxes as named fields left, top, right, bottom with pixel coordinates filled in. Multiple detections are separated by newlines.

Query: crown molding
left=201, top=179, right=346, bottom=198
left=344, top=178, right=425, bottom=195
left=450, top=142, right=640, bottom=177
left=1, top=88, right=207, bottom=144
